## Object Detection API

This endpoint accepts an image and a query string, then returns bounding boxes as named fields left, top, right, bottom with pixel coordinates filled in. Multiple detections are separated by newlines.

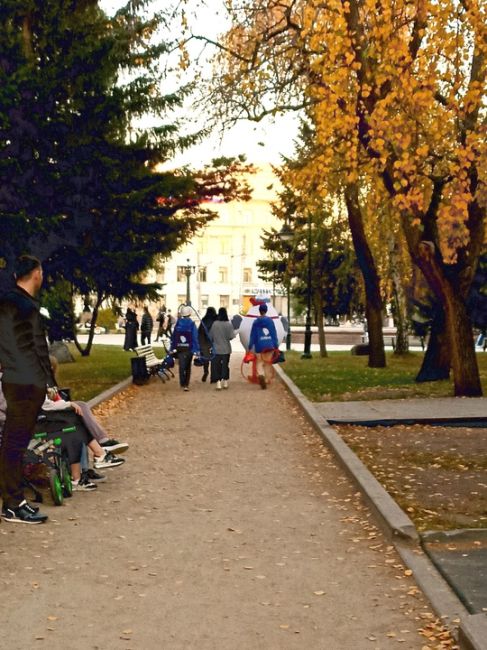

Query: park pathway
left=0, top=355, right=449, bottom=649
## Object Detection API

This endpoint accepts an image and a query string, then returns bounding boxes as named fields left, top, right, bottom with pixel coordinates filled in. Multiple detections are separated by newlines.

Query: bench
left=134, top=345, right=174, bottom=383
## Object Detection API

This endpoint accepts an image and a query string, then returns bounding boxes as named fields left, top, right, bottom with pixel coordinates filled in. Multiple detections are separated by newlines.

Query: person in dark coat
left=123, top=307, right=139, bottom=351
left=0, top=255, right=55, bottom=524
left=140, top=306, right=154, bottom=345
left=198, top=307, right=217, bottom=382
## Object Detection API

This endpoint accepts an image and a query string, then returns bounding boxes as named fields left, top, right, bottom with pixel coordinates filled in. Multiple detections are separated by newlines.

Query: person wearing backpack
left=171, top=306, right=200, bottom=391
left=248, top=302, right=278, bottom=389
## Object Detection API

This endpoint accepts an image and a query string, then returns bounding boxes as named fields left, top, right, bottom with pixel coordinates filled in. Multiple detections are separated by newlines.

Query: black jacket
left=0, top=286, right=55, bottom=387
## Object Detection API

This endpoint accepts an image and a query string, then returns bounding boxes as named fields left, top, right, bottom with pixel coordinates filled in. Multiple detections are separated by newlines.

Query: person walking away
left=155, top=305, right=166, bottom=342
left=0, top=255, right=55, bottom=524
left=171, top=306, right=200, bottom=391
left=248, top=302, right=278, bottom=389
left=209, top=307, right=236, bottom=390
left=123, top=307, right=139, bottom=351
left=198, top=307, right=217, bottom=382
left=165, top=309, right=175, bottom=337
left=140, top=306, right=154, bottom=345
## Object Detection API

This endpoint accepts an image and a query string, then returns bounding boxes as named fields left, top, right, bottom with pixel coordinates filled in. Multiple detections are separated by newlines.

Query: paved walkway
left=314, top=396, right=487, bottom=423
left=0, top=354, right=448, bottom=649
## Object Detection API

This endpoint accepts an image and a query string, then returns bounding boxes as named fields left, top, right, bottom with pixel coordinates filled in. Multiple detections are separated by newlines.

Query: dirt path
left=0, top=356, right=453, bottom=649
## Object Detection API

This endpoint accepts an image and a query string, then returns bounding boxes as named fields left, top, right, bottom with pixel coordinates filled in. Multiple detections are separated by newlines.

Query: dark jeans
left=0, top=382, right=45, bottom=508
left=141, top=331, right=151, bottom=345
left=211, top=354, right=230, bottom=382
left=178, top=351, right=193, bottom=387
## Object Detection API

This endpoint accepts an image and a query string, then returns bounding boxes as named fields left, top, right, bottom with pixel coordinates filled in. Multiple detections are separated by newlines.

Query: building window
left=198, top=267, right=207, bottom=282
left=220, top=237, right=231, bottom=254
left=200, top=295, right=209, bottom=308
left=177, top=266, right=187, bottom=282
left=243, top=268, right=252, bottom=283
left=177, top=294, right=186, bottom=306
left=218, top=267, right=228, bottom=283
left=220, top=295, right=229, bottom=308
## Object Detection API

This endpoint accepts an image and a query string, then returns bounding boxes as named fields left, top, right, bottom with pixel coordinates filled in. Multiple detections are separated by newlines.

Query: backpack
left=173, top=326, right=193, bottom=352
left=256, top=325, right=274, bottom=352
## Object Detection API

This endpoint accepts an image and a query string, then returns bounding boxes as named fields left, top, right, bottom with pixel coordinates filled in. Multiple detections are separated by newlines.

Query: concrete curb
left=275, top=365, right=487, bottom=650
left=275, top=366, right=418, bottom=542
left=86, top=376, right=133, bottom=410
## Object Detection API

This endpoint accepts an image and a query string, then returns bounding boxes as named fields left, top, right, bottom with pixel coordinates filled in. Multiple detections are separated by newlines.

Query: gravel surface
left=0, top=356, right=456, bottom=649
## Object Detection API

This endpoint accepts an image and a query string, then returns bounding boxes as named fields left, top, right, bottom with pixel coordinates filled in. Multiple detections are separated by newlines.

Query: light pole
left=184, top=258, right=195, bottom=306
left=302, top=212, right=313, bottom=359
left=278, top=223, right=293, bottom=351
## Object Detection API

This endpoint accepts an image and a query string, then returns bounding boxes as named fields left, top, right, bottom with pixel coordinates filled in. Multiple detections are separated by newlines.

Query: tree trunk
left=392, top=287, right=409, bottom=355
left=416, top=309, right=450, bottom=382
left=413, top=241, right=482, bottom=395
left=80, top=293, right=103, bottom=357
left=316, top=293, right=328, bottom=357
left=444, top=285, right=482, bottom=397
left=344, top=183, right=386, bottom=367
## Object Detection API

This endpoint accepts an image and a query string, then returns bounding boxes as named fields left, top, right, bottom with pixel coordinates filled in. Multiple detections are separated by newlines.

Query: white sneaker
left=216, top=380, right=222, bottom=390
left=222, top=380, right=228, bottom=389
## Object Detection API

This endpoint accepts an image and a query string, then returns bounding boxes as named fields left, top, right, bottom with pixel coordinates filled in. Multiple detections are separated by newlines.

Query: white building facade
left=145, top=166, right=286, bottom=317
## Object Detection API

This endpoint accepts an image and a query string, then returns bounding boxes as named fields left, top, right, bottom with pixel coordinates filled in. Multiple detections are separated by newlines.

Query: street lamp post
left=302, top=212, right=313, bottom=359
left=184, top=258, right=195, bottom=306
left=278, top=223, right=293, bottom=351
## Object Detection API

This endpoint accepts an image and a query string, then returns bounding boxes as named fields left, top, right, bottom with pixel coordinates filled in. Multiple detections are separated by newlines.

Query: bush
left=96, top=308, right=117, bottom=331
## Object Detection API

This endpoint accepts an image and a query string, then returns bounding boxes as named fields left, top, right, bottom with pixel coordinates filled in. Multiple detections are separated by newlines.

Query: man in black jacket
left=0, top=255, right=55, bottom=524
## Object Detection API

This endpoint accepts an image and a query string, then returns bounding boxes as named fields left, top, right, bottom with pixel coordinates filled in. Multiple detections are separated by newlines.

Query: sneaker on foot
left=100, top=439, right=129, bottom=455
left=222, top=380, right=228, bottom=389
left=216, top=380, right=222, bottom=390
left=72, top=475, right=97, bottom=491
left=183, top=386, right=189, bottom=391
left=94, top=452, right=125, bottom=469
left=83, top=469, right=106, bottom=483
left=258, top=374, right=267, bottom=389
left=1, top=500, right=48, bottom=524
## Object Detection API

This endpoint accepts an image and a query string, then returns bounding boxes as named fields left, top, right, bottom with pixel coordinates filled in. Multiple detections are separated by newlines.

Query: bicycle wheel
left=49, top=468, right=64, bottom=506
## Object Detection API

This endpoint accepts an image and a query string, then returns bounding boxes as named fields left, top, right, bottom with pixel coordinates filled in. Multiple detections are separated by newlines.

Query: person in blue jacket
left=248, top=303, right=278, bottom=389
left=171, top=305, right=200, bottom=391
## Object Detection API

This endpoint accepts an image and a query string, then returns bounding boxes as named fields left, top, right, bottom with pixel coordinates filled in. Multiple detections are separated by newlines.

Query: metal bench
left=134, top=345, right=174, bottom=383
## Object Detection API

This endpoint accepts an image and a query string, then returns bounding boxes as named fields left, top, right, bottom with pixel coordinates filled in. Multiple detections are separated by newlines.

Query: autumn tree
left=197, top=0, right=486, bottom=395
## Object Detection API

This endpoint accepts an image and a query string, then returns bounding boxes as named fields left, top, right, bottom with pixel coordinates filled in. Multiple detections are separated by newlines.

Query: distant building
left=146, top=164, right=287, bottom=316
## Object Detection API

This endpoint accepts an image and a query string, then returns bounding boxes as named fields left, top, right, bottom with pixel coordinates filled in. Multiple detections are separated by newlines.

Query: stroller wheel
left=60, top=458, right=73, bottom=498
left=49, top=469, right=64, bottom=506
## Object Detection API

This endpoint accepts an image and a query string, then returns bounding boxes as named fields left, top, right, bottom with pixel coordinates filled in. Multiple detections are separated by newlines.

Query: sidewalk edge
left=276, top=366, right=487, bottom=649
left=276, top=366, right=418, bottom=542
left=86, top=376, right=133, bottom=410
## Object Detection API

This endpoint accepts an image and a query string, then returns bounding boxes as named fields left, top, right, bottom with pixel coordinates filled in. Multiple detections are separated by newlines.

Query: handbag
left=243, top=351, right=256, bottom=363
left=272, top=349, right=285, bottom=364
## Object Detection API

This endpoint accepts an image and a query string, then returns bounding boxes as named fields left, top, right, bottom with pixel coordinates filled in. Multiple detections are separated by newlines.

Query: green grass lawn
left=283, top=350, right=487, bottom=401
left=55, top=344, right=133, bottom=402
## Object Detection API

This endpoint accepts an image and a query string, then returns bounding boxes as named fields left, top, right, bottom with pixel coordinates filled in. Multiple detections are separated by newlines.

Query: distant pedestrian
left=209, top=307, right=236, bottom=390
left=171, top=306, right=200, bottom=391
left=155, top=305, right=166, bottom=342
left=248, top=303, right=278, bottom=389
left=123, top=307, right=139, bottom=351
left=0, top=254, right=55, bottom=524
left=165, top=309, right=175, bottom=337
left=198, top=307, right=217, bottom=382
left=140, top=306, right=154, bottom=345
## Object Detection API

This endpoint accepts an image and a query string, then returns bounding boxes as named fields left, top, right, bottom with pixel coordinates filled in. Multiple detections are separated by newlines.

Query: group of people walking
left=170, top=305, right=235, bottom=391
left=122, top=305, right=175, bottom=351
left=171, top=302, right=278, bottom=392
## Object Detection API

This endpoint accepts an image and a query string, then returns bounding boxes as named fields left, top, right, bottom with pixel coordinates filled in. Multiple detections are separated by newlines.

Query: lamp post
left=302, top=212, right=313, bottom=359
left=184, top=258, right=195, bottom=306
left=278, top=223, right=293, bottom=351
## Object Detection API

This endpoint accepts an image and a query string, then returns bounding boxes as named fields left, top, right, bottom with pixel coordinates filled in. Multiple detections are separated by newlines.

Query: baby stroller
left=23, top=424, right=74, bottom=506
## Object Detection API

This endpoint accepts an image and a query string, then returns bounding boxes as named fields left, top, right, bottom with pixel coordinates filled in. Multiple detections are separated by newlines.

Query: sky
left=99, top=0, right=299, bottom=168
